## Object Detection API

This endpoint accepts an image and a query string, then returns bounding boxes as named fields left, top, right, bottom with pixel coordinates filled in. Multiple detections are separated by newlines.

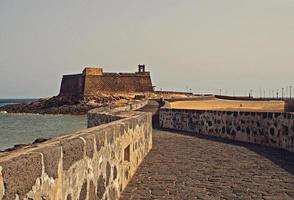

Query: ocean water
left=0, top=103, right=13, bottom=107
left=0, top=103, right=86, bottom=150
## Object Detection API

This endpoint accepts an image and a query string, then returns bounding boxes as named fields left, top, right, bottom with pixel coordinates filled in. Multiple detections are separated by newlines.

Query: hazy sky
left=0, top=0, right=294, bottom=98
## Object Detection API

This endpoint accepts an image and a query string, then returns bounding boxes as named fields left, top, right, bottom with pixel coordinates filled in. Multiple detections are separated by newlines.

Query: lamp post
left=290, top=86, right=292, bottom=99
left=277, top=89, right=279, bottom=99
left=282, top=88, right=284, bottom=100
left=249, top=89, right=252, bottom=98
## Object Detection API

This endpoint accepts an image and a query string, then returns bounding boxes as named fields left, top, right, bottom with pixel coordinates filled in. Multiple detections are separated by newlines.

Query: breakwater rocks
left=0, top=95, right=130, bottom=115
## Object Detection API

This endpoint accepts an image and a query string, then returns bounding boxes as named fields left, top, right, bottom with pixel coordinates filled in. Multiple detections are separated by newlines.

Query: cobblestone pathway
left=121, top=130, right=294, bottom=200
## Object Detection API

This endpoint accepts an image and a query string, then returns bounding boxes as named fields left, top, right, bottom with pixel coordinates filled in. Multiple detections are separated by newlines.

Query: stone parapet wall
left=160, top=108, right=294, bottom=152
left=87, top=100, right=148, bottom=128
left=0, top=105, right=152, bottom=200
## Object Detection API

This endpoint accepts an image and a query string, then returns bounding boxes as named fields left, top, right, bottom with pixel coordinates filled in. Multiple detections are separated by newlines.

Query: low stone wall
left=87, top=100, right=148, bottom=128
left=160, top=108, right=294, bottom=152
left=0, top=104, right=152, bottom=200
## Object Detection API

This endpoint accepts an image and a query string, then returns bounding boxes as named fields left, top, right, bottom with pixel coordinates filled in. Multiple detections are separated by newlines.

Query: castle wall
left=83, top=67, right=103, bottom=76
left=0, top=102, right=152, bottom=200
left=59, top=68, right=154, bottom=98
left=83, top=73, right=153, bottom=96
left=59, top=74, right=84, bottom=97
left=160, top=108, right=294, bottom=152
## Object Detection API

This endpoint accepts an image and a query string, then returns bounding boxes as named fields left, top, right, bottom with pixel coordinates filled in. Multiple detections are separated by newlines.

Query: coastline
left=0, top=95, right=130, bottom=115
left=0, top=112, right=87, bottom=151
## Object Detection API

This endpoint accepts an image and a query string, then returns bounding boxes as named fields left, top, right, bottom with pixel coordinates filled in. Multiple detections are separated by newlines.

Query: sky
left=0, top=0, right=294, bottom=98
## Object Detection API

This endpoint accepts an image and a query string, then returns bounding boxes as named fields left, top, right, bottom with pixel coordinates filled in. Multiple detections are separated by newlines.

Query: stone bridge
left=121, top=101, right=294, bottom=200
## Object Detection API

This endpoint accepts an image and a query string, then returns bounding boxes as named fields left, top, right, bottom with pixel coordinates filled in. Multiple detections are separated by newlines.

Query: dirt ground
left=169, top=98, right=285, bottom=112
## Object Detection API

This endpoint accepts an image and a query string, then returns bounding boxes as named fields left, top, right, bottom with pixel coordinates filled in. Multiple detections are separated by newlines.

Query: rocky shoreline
left=0, top=95, right=130, bottom=115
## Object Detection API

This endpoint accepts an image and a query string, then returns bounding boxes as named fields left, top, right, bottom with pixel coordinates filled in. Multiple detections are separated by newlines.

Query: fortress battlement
left=59, top=64, right=154, bottom=98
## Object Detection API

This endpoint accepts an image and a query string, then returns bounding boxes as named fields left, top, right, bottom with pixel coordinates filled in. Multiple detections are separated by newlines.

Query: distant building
left=59, top=65, right=154, bottom=98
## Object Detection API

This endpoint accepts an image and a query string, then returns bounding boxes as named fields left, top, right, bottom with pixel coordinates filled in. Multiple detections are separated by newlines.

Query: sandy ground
left=169, top=98, right=285, bottom=112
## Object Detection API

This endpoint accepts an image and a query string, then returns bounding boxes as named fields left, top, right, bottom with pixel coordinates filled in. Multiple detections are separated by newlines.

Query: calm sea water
left=0, top=103, right=13, bottom=107
left=0, top=102, right=86, bottom=150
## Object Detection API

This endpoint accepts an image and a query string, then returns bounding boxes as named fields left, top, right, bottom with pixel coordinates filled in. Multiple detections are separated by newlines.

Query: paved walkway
left=121, top=129, right=294, bottom=200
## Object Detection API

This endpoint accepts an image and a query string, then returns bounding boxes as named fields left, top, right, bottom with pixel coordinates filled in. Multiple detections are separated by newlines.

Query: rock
left=0, top=95, right=131, bottom=115
left=32, top=137, right=48, bottom=144
left=2, top=144, right=29, bottom=152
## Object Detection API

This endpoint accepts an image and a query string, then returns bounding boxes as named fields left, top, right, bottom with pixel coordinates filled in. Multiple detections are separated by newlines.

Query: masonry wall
left=83, top=74, right=153, bottom=96
left=0, top=108, right=152, bottom=200
left=59, top=74, right=84, bottom=97
left=87, top=100, right=148, bottom=128
left=160, top=108, right=294, bottom=152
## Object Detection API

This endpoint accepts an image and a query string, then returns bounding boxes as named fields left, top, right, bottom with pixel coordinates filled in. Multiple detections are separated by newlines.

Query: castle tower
left=138, top=64, right=145, bottom=73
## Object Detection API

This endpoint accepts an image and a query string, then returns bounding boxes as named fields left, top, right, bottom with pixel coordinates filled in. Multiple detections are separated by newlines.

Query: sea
left=0, top=100, right=87, bottom=151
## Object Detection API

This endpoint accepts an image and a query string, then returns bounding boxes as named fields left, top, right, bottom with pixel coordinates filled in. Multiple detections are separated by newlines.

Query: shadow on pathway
left=121, top=129, right=294, bottom=200
left=168, top=129, right=294, bottom=176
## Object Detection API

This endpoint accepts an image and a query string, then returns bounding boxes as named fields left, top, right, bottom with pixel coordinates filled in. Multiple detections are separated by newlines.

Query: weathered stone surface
left=40, top=145, right=61, bottom=179
left=106, top=129, right=114, bottom=145
left=0, top=167, right=4, bottom=200
left=88, top=181, right=97, bottom=200
left=97, top=175, right=106, bottom=199
left=113, top=166, right=117, bottom=181
left=0, top=153, right=42, bottom=200
left=95, top=132, right=105, bottom=152
left=0, top=102, right=152, bottom=200
left=66, top=194, right=72, bottom=200
left=83, top=135, right=95, bottom=158
left=65, top=66, right=154, bottom=98
left=108, top=187, right=118, bottom=200
left=106, top=162, right=111, bottom=186
left=62, top=138, right=85, bottom=170
left=79, top=181, right=87, bottom=200
left=160, top=108, right=294, bottom=152
left=121, top=129, right=294, bottom=199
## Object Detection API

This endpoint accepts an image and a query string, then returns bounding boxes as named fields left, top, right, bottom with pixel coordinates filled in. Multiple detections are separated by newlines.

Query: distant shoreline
left=0, top=98, right=37, bottom=104
left=0, top=96, right=131, bottom=115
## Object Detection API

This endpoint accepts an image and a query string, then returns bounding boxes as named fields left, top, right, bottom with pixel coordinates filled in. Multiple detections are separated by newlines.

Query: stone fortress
left=0, top=65, right=294, bottom=199
left=59, top=65, right=154, bottom=98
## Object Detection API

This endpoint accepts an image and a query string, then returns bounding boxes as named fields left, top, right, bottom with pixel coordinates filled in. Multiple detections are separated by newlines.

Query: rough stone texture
left=97, top=175, right=106, bottom=199
left=89, top=181, right=97, bottom=200
left=66, top=194, right=72, bottom=200
left=87, top=100, right=148, bottom=128
left=40, top=145, right=61, bottom=179
left=79, top=181, right=87, bottom=200
left=121, top=129, right=294, bottom=199
left=83, top=67, right=103, bottom=76
left=106, top=162, right=111, bottom=186
left=60, top=67, right=153, bottom=98
left=0, top=167, right=4, bottom=200
left=94, top=131, right=105, bottom=152
left=83, top=135, right=95, bottom=158
left=59, top=74, right=84, bottom=97
left=113, top=166, right=117, bottom=181
left=62, top=138, right=85, bottom=171
left=0, top=105, right=152, bottom=200
left=0, top=153, right=42, bottom=200
left=109, top=187, right=118, bottom=200
left=160, top=108, right=294, bottom=152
